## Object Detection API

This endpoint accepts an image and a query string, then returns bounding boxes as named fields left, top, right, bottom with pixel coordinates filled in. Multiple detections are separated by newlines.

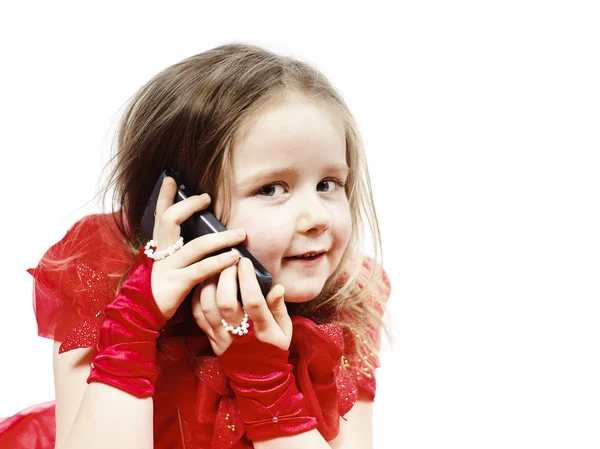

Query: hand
left=149, top=176, right=247, bottom=320
left=191, top=256, right=292, bottom=355
left=192, top=258, right=317, bottom=441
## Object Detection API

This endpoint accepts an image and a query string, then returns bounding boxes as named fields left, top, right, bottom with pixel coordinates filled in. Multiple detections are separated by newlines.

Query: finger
left=197, top=274, right=223, bottom=329
left=173, top=228, right=246, bottom=269
left=164, top=250, right=240, bottom=305
left=178, top=248, right=241, bottom=287
left=155, top=192, right=211, bottom=252
left=265, top=284, right=292, bottom=336
left=191, top=285, right=215, bottom=338
left=215, top=264, right=245, bottom=325
left=152, top=177, right=177, bottom=241
left=237, top=257, right=277, bottom=334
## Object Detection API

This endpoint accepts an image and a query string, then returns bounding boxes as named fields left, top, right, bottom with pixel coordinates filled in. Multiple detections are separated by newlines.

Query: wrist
left=218, top=330, right=317, bottom=440
left=87, top=247, right=166, bottom=398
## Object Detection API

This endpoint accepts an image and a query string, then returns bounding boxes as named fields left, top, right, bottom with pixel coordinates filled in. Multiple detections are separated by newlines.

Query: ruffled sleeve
left=342, top=255, right=392, bottom=402
left=362, top=254, right=392, bottom=354
left=26, top=213, right=133, bottom=352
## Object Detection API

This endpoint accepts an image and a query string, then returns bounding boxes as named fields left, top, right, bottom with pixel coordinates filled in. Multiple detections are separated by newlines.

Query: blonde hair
left=81, top=43, right=391, bottom=371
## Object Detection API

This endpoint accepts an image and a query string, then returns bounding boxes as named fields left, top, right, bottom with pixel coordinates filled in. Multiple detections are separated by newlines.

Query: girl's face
left=215, top=95, right=352, bottom=303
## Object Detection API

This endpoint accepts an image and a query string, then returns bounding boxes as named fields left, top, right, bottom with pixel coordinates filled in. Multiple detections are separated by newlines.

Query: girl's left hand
left=191, top=256, right=292, bottom=356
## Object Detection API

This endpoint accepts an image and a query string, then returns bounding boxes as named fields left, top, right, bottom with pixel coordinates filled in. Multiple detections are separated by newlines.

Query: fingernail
left=221, top=249, right=239, bottom=263
left=235, top=228, right=245, bottom=237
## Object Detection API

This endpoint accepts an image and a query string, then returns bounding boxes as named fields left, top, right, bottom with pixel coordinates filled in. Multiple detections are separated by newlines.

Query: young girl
left=0, top=43, right=391, bottom=449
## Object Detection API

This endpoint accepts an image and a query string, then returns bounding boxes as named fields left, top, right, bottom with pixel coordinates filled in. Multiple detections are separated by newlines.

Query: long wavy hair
left=72, top=43, right=391, bottom=371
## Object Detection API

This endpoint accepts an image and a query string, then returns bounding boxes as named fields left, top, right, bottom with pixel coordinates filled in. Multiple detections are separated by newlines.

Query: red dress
left=0, top=213, right=391, bottom=449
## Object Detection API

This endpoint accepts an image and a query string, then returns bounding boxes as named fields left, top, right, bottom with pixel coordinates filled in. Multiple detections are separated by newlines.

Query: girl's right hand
left=148, top=176, right=245, bottom=321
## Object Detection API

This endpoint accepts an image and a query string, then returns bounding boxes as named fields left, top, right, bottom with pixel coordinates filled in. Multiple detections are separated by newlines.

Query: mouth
left=285, top=251, right=327, bottom=263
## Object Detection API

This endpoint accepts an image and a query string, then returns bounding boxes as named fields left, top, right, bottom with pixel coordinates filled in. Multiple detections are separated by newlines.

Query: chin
left=280, top=284, right=324, bottom=304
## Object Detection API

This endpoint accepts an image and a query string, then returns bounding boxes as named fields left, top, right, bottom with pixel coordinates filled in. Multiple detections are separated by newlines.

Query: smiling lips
left=287, top=250, right=326, bottom=259
left=285, top=252, right=326, bottom=265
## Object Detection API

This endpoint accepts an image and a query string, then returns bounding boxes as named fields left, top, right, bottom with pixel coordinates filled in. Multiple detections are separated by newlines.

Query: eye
left=255, top=179, right=346, bottom=197
left=256, top=183, right=286, bottom=197
left=317, top=179, right=346, bottom=193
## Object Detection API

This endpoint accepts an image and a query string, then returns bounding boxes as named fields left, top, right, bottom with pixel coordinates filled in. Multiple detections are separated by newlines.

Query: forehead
left=231, top=97, right=346, bottom=174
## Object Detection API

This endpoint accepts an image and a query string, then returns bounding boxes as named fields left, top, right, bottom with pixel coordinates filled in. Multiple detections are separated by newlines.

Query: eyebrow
left=236, top=163, right=350, bottom=189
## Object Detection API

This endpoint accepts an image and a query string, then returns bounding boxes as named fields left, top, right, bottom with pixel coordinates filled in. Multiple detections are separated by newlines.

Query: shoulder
left=28, top=212, right=134, bottom=343
left=337, top=253, right=391, bottom=324
left=30, top=212, right=133, bottom=289
left=38, top=212, right=132, bottom=267
left=358, top=254, right=392, bottom=301
left=59, top=212, right=129, bottom=252
left=334, top=253, right=392, bottom=300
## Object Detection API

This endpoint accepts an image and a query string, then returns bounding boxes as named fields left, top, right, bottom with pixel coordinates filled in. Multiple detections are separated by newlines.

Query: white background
left=1, top=1, right=599, bottom=448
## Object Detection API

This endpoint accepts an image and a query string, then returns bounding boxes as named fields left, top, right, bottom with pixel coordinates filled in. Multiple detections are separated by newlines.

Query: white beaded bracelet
left=221, top=309, right=250, bottom=336
left=144, top=237, right=184, bottom=261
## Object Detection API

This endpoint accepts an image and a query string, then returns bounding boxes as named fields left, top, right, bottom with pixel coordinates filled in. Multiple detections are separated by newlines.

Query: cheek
left=226, top=207, right=289, bottom=264
left=334, top=204, right=353, bottom=247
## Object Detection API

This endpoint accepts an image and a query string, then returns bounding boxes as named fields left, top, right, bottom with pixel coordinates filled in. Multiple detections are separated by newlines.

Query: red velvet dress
left=0, top=213, right=391, bottom=449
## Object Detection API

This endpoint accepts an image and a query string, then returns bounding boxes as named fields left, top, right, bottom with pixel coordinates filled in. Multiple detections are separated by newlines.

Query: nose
left=295, top=193, right=332, bottom=234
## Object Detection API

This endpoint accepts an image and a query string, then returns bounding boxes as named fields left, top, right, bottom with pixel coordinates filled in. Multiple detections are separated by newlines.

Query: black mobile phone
left=141, top=168, right=272, bottom=299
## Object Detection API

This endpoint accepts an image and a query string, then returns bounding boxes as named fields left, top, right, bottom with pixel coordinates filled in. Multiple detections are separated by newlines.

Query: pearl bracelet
left=221, top=309, right=250, bottom=336
left=144, top=237, right=184, bottom=261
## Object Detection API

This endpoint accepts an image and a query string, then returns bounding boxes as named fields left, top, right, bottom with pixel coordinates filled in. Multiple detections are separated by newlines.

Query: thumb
left=265, top=284, right=292, bottom=335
